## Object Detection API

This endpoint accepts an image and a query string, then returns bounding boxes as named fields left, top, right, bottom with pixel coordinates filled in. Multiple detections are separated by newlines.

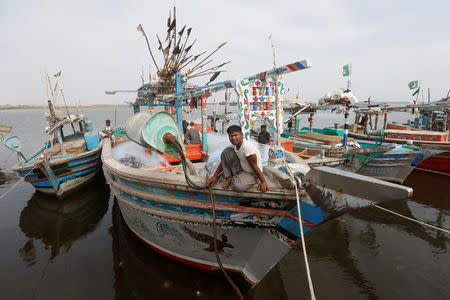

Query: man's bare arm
left=246, top=154, right=268, bottom=192
left=206, top=162, right=223, bottom=186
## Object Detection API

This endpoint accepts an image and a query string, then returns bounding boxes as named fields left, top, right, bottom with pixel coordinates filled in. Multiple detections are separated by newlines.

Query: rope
left=374, top=204, right=450, bottom=234
left=208, top=185, right=244, bottom=300
left=283, top=159, right=316, bottom=300
left=171, top=139, right=205, bottom=190
left=0, top=166, right=36, bottom=200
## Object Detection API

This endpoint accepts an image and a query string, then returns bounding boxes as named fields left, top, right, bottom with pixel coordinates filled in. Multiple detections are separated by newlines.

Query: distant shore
left=0, top=104, right=128, bottom=110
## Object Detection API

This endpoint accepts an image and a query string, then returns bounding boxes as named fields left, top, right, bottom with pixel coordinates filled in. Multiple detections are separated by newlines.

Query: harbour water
left=0, top=107, right=448, bottom=299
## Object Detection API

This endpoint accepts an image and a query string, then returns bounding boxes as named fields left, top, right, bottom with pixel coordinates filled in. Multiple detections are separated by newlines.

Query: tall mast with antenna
left=269, top=34, right=281, bottom=146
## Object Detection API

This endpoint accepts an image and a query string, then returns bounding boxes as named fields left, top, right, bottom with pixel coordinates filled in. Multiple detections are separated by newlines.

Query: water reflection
left=0, top=169, right=18, bottom=186
left=350, top=200, right=449, bottom=252
left=18, top=175, right=110, bottom=264
left=111, top=200, right=242, bottom=300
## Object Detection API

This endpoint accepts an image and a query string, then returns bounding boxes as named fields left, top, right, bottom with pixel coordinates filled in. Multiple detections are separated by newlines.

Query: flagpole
left=414, top=81, right=421, bottom=108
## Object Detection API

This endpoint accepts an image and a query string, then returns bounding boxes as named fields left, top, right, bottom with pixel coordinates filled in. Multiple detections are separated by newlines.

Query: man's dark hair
left=261, top=124, right=267, bottom=129
left=227, top=125, right=242, bottom=134
left=106, top=119, right=111, bottom=123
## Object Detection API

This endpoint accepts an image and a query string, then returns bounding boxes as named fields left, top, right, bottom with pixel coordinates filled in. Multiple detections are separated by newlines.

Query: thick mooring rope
left=283, top=159, right=316, bottom=300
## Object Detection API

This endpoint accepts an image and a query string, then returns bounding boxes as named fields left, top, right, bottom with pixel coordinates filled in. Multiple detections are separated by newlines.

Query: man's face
left=228, top=131, right=243, bottom=146
left=261, top=127, right=266, bottom=132
left=106, top=121, right=111, bottom=126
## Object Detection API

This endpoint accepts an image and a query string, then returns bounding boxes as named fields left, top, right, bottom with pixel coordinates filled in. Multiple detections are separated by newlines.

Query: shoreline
left=0, top=104, right=128, bottom=110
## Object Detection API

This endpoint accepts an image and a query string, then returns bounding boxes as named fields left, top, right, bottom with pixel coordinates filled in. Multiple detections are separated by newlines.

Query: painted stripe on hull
left=415, top=151, right=450, bottom=176
left=28, top=165, right=98, bottom=187
left=106, top=172, right=317, bottom=227
left=128, top=222, right=257, bottom=284
left=117, top=198, right=292, bottom=285
left=24, top=162, right=99, bottom=183
left=34, top=168, right=99, bottom=196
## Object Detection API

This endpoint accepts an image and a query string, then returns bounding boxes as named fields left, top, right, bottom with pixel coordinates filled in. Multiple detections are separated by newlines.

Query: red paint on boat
left=416, top=151, right=450, bottom=176
left=130, top=228, right=256, bottom=285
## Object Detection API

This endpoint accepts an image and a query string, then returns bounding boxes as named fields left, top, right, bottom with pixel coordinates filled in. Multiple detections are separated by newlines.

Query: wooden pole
left=354, top=113, right=360, bottom=133
left=275, top=75, right=281, bottom=146
left=137, top=25, right=160, bottom=73
left=201, top=95, right=208, bottom=153
left=175, top=72, right=183, bottom=133
left=60, top=89, right=76, bottom=135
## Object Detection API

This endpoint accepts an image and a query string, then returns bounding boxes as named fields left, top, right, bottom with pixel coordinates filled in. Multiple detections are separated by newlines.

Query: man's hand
left=222, top=176, right=232, bottom=190
left=259, top=181, right=268, bottom=193
left=206, top=175, right=217, bottom=187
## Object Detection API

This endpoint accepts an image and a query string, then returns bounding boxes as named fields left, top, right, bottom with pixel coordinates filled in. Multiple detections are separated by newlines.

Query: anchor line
left=283, top=158, right=317, bottom=300
left=374, top=204, right=450, bottom=234
left=0, top=165, right=37, bottom=200
left=208, top=185, right=244, bottom=300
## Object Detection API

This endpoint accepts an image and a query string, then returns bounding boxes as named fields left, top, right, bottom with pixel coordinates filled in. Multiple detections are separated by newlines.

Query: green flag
left=342, top=64, right=352, bottom=77
left=412, top=88, right=420, bottom=96
left=408, top=80, right=418, bottom=90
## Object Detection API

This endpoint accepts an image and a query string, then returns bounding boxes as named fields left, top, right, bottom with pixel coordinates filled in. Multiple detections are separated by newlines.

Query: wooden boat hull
left=286, top=133, right=418, bottom=183
left=102, top=136, right=413, bottom=286
left=13, top=144, right=103, bottom=198
left=116, top=198, right=291, bottom=285
left=412, top=150, right=450, bottom=176
left=358, top=139, right=450, bottom=177
left=354, top=150, right=417, bottom=183
left=102, top=165, right=316, bottom=286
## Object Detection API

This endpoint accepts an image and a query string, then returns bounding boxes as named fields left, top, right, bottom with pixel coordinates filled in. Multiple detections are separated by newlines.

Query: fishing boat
left=346, top=100, right=450, bottom=177
left=103, top=109, right=414, bottom=288
left=103, top=14, right=413, bottom=291
left=281, top=128, right=420, bottom=184
left=2, top=73, right=103, bottom=198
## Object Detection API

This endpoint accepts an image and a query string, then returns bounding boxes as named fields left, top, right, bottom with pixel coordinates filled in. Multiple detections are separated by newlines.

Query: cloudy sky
left=1, top=0, right=449, bottom=105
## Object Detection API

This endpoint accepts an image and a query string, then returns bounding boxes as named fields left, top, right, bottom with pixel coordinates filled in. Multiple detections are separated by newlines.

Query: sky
left=1, top=0, right=449, bottom=105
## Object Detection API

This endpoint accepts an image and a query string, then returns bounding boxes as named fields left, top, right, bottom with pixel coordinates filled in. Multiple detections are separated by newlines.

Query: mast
left=269, top=34, right=281, bottom=146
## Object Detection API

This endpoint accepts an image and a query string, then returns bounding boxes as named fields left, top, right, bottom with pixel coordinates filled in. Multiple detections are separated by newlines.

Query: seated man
left=184, top=122, right=201, bottom=144
left=258, top=124, right=271, bottom=144
left=99, top=119, right=113, bottom=139
left=206, top=125, right=268, bottom=193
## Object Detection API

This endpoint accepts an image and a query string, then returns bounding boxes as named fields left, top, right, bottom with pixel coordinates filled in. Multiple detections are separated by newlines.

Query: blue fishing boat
left=103, top=108, right=413, bottom=288
left=103, top=15, right=413, bottom=293
left=282, top=128, right=420, bottom=183
left=3, top=79, right=102, bottom=198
